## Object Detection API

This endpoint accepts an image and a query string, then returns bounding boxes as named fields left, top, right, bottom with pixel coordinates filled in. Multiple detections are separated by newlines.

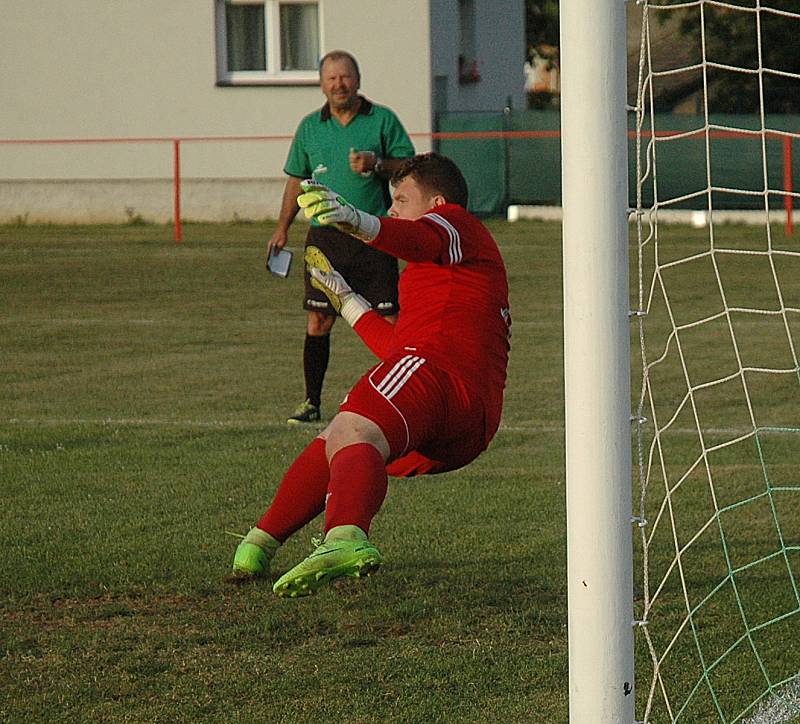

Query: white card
left=267, top=248, right=293, bottom=278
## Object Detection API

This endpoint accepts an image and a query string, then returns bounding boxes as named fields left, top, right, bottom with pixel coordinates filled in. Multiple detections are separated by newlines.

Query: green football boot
left=273, top=526, right=383, bottom=598
left=232, top=541, right=268, bottom=578
left=230, top=527, right=281, bottom=580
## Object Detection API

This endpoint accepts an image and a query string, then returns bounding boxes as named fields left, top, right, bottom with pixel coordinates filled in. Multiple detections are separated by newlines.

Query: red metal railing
left=1, top=130, right=795, bottom=241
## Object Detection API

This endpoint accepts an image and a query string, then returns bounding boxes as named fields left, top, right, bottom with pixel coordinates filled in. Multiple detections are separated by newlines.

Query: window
left=226, top=4, right=266, bottom=71
left=459, top=0, right=476, bottom=64
left=216, top=0, right=320, bottom=85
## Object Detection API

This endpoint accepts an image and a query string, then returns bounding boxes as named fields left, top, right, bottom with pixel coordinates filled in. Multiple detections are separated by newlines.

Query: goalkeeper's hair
left=392, top=153, right=469, bottom=208
left=318, top=50, right=360, bottom=82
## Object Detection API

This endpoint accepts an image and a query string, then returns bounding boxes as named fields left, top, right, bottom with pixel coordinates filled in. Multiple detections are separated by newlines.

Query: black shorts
left=303, top=225, right=399, bottom=316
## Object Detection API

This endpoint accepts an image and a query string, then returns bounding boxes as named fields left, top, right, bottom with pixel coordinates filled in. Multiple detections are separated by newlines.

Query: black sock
left=303, top=334, right=330, bottom=407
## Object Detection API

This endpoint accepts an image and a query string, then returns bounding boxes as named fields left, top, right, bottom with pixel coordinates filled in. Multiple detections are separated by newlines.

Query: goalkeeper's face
left=388, top=177, right=444, bottom=220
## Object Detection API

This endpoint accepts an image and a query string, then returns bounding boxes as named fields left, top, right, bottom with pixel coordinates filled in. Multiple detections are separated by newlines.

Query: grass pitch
left=1, top=220, right=797, bottom=722
left=0, top=220, right=567, bottom=722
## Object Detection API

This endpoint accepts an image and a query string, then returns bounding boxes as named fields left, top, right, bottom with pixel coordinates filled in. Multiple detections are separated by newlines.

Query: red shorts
left=339, top=350, right=500, bottom=477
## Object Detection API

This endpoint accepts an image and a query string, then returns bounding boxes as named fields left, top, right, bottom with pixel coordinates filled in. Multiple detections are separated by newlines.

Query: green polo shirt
left=284, top=96, right=414, bottom=220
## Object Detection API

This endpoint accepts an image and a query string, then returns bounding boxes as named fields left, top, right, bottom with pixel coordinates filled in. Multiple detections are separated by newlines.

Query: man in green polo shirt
left=267, top=50, right=414, bottom=424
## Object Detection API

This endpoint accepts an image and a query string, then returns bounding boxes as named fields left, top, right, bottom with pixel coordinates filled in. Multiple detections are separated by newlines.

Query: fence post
left=173, top=139, right=182, bottom=243
left=503, top=97, right=513, bottom=213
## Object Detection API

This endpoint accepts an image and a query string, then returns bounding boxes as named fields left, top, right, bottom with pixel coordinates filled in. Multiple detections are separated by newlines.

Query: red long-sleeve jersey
left=352, top=203, right=511, bottom=417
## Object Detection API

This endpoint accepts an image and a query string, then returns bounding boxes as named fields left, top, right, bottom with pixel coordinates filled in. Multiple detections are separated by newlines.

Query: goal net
left=632, top=1, right=800, bottom=722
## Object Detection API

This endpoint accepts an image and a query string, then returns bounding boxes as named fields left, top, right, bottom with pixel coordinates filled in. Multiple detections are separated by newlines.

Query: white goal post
left=560, top=1, right=635, bottom=722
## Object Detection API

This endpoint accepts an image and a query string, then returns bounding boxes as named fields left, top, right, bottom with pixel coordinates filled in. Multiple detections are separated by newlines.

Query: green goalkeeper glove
left=305, top=246, right=371, bottom=326
left=297, top=181, right=380, bottom=242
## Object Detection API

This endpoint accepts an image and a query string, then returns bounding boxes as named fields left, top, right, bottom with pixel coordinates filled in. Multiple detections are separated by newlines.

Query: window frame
left=215, top=0, right=322, bottom=86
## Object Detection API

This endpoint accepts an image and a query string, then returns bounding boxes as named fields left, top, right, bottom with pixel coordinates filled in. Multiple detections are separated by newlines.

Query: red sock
left=324, top=443, right=388, bottom=535
left=257, top=436, right=329, bottom=542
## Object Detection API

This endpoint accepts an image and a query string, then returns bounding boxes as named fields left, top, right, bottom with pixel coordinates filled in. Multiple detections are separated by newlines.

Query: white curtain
left=280, top=3, right=319, bottom=71
left=226, top=4, right=266, bottom=71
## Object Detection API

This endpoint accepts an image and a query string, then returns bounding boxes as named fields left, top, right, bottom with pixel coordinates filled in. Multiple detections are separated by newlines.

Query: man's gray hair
left=318, top=50, right=360, bottom=81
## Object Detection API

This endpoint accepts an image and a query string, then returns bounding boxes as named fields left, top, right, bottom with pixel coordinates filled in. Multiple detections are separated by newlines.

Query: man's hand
left=349, top=148, right=376, bottom=176
left=266, top=228, right=288, bottom=269
left=305, top=246, right=371, bottom=326
left=265, top=175, right=302, bottom=269
left=297, top=181, right=380, bottom=242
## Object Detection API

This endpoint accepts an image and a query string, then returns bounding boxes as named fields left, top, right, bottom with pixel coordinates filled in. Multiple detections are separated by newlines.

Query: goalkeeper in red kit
left=232, top=153, right=511, bottom=597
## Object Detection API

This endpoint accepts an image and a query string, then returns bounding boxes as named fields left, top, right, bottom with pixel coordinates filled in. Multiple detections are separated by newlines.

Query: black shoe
left=287, top=398, right=321, bottom=424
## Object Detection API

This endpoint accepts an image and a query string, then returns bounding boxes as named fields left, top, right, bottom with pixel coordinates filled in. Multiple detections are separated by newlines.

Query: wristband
left=340, top=293, right=371, bottom=327
left=352, top=210, right=381, bottom=242
left=374, top=158, right=383, bottom=175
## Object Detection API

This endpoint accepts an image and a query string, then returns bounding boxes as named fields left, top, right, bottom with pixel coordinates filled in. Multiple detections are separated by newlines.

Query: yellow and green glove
left=298, top=181, right=380, bottom=242
left=305, top=246, right=371, bottom=326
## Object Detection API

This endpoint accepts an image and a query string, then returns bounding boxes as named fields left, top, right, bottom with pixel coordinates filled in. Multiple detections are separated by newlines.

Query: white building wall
left=0, top=0, right=431, bottom=222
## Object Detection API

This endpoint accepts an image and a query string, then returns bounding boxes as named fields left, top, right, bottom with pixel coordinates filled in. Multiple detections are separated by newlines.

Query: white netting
left=633, top=1, right=800, bottom=721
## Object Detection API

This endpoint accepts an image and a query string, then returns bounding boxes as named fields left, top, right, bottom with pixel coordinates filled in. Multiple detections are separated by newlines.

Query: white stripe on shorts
left=425, top=212, right=462, bottom=264
left=375, top=354, right=426, bottom=400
